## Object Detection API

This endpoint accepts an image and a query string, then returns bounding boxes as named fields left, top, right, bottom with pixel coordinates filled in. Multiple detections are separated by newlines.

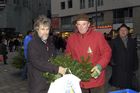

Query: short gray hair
left=33, top=15, right=51, bottom=31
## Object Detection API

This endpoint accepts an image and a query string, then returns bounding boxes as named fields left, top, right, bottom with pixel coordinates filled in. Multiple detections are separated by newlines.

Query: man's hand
left=91, top=64, right=102, bottom=79
left=58, top=66, right=67, bottom=75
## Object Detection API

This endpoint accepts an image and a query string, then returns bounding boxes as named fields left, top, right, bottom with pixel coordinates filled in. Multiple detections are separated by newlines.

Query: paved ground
left=0, top=52, right=27, bottom=93
left=0, top=50, right=139, bottom=93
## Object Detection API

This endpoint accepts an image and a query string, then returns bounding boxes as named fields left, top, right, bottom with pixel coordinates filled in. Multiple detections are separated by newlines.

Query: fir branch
left=43, top=55, right=92, bottom=82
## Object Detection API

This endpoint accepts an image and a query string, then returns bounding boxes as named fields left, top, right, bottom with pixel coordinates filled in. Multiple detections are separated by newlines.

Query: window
left=101, top=0, right=103, bottom=6
left=23, top=0, right=28, bottom=7
left=61, top=16, right=71, bottom=25
left=114, top=8, right=133, bottom=18
left=124, top=8, right=133, bottom=17
left=61, top=2, right=65, bottom=10
left=13, top=0, right=16, bottom=4
left=97, top=0, right=103, bottom=6
left=88, top=0, right=94, bottom=8
left=0, top=0, right=6, bottom=10
left=39, top=2, right=41, bottom=7
left=68, top=0, right=72, bottom=8
left=61, top=16, right=73, bottom=30
left=5, top=0, right=7, bottom=3
left=0, top=0, right=5, bottom=4
left=113, top=8, right=133, bottom=23
left=97, top=0, right=100, bottom=6
left=47, top=10, right=51, bottom=18
left=80, top=0, right=85, bottom=9
left=92, top=13, right=104, bottom=25
left=13, top=0, right=19, bottom=4
left=97, top=13, right=104, bottom=25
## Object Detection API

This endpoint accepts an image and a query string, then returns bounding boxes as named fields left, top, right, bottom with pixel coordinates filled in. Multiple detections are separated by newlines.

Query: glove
left=91, top=64, right=102, bottom=79
left=58, top=66, right=67, bottom=75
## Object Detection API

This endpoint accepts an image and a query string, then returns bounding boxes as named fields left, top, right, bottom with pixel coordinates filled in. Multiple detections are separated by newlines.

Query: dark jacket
left=27, top=34, right=59, bottom=93
left=0, top=43, right=7, bottom=56
left=109, top=36, right=138, bottom=88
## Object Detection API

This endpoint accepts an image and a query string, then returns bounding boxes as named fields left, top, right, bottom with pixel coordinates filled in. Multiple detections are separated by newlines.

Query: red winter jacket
left=65, top=27, right=111, bottom=88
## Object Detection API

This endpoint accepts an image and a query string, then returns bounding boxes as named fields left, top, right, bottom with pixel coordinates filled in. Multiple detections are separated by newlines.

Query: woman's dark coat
left=27, top=34, right=59, bottom=93
left=109, top=36, right=138, bottom=89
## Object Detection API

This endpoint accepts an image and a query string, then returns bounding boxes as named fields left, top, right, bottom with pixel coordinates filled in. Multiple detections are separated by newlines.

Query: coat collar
left=34, top=33, right=51, bottom=45
left=117, top=36, right=131, bottom=49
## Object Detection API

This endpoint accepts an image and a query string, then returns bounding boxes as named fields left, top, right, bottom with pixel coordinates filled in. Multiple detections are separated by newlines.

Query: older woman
left=109, top=24, right=139, bottom=90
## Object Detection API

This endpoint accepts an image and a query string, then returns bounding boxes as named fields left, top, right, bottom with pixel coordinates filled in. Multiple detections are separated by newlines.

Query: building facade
left=51, top=0, right=140, bottom=34
left=0, top=0, right=51, bottom=35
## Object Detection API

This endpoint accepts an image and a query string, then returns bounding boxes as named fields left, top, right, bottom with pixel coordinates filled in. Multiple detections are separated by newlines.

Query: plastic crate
left=109, top=89, right=138, bottom=93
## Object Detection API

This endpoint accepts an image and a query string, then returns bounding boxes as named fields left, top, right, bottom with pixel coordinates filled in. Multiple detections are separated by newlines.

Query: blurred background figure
left=0, top=38, right=8, bottom=64
left=14, top=38, right=20, bottom=51
left=8, top=38, right=14, bottom=52
left=109, top=24, right=139, bottom=91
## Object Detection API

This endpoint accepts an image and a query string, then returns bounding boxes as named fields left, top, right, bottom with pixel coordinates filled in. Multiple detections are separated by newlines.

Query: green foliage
left=42, top=72, right=62, bottom=83
left=43, top=55, right=92, bottom=82
left=12, top=48, right=25, bottom=69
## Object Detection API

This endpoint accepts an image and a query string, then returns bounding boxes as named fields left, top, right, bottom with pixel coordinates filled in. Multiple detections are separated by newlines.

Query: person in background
left=14, top=38, right=20, bottom=51
left=0, top=38, right=8, bottom=64
left=109, top=24, right=139, bottom=91
left=65, top=14, right=111, bottom=93
left=8, top=38, right=14, bottom=52
left=21, top=30, right=34, bottom=80
left=27, top=15, right=67, bottom=93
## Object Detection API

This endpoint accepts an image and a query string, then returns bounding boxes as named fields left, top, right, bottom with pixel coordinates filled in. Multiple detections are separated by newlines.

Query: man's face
left=119, top=27, right=128, bottom=38
left=37, top=24, right=50, bottom=41
left=76, top=21, right=90, bottom=34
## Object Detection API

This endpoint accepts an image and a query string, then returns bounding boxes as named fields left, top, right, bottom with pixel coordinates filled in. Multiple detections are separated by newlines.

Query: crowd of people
left=0, top=14, right=139, bottom=93
left=0, top=37, right=22, bottom=64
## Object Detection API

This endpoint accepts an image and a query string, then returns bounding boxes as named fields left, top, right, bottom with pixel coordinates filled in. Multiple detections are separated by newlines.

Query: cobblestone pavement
left=0, top=52, right=28, bottom=93
left=0, top=50, right=139, bottom=93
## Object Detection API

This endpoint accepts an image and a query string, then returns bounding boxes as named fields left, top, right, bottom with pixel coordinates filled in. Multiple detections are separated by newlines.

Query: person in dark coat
left=21, top=30, right=34, bottom=80
left=27, top=15, right=67, bottom=93
left=14, top=38, right=20, bottom=51
left=8, top=39, right=14, bottom=52
left=109, top=24, right=139, bottom=90
left=0, top=38, right=8, bottom=64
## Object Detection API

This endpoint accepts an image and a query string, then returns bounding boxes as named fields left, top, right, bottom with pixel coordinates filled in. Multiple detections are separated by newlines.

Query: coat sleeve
left=96, top=33, right=112, bottom=69
left=109, top=39, right=116, bottom=66
left=133, top=39, right=139, bottom=71
left=27, top=42, right=59, bottom=74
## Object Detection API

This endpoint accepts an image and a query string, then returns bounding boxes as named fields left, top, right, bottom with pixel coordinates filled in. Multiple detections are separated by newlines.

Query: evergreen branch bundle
left=43, top=55, right=93, bottom=83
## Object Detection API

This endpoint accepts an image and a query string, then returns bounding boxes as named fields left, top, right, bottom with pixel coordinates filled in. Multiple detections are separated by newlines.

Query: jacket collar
left=34, top=33, right=51, bottom=45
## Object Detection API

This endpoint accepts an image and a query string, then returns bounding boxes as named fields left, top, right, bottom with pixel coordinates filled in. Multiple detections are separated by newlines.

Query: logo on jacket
left=87, top=46, right=93, bottom=54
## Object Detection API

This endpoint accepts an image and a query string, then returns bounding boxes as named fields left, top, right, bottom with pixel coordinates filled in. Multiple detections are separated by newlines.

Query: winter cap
left=74, top=14, right=89, bottom=23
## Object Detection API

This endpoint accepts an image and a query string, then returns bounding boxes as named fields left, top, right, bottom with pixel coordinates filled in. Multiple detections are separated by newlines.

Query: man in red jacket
left=65, top=14, right=111, bottom=93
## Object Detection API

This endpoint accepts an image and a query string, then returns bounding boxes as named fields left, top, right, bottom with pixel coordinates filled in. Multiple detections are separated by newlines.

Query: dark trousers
left=21, top=63, right=27, bottom=80
left=82, top=86, right=105, bottom=93
left=3, top=55, right=7, bottom=64
left=28, top=80, right=50, bottom=93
